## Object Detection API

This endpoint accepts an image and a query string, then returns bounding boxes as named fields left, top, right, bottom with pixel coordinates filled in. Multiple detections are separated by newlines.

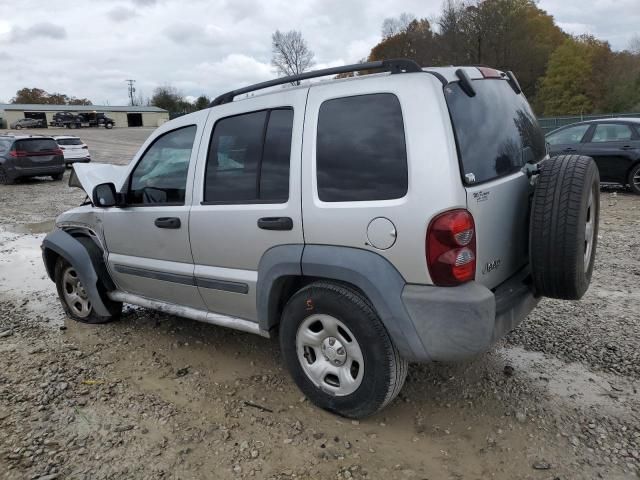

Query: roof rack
left=210, top=58, right=422, bottom=106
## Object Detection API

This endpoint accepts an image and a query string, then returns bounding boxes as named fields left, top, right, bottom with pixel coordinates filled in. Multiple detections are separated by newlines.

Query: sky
left=0, top=0, right=638, bottom=105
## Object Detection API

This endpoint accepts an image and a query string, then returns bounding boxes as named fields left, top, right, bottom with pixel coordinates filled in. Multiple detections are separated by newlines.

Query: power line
left=126, top=79, right=136, bottom=106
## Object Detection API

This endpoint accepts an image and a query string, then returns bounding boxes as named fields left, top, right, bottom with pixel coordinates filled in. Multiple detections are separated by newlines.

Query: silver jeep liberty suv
left=42, top=59, right=600, bottom=418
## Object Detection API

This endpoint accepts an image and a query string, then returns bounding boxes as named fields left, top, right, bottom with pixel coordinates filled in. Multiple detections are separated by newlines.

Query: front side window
left=128, top=125, right=196, bottom=205
left=591, top=123, right=633, bottom=143
left=204, top=108, right=293, bottom=203
left=316, top=94, right=408, bottom=202
left=546, top=124, right=590, bottom=146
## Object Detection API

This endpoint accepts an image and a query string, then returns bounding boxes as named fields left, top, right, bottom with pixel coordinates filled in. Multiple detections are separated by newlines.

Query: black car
left=546, top=118, right=640, bottom=194
left=0, top=135, right=65, bottom=184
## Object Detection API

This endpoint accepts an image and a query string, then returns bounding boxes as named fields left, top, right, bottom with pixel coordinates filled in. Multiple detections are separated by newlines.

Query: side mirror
left=92, top=182, right=118, bottom=208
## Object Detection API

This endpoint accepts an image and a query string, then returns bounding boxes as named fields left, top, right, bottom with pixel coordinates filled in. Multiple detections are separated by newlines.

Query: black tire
left=15, top=125, right=22, bottom=130
left=0, top=166, right=14, bottom=185
left=105, top=123, right=113, bottom=129
left=280, top=281, right=407, bottom=419
left=530, top=154, right=600, bottom=300
left=52, top=172, right=64, bottom=181
left=628, top=163, right=640, bottom=195
left=54, top=256, right=121, bottom=324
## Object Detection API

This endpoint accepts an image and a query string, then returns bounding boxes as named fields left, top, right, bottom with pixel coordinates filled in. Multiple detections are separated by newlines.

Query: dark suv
left=0, top=135, right=65, bottom=184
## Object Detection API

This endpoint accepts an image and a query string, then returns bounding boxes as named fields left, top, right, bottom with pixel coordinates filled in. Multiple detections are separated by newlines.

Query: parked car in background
left=10, top=118, right=44, bottom=129
left=546, top=118, right=640, bottom=194
left=53, top=135, right=91, bottom=165
left=0, top=134, right=65, bottom=184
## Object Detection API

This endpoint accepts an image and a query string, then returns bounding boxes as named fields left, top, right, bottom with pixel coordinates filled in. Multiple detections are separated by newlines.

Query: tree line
left=367, top=0, right=640, bottom=115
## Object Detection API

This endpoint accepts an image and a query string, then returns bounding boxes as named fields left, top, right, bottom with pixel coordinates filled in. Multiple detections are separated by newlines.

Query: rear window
left=16, top=139, right=59, bottom=152
left=444, top=79, right=545, bottom=184
left=56, top=138, right=83, bottom=146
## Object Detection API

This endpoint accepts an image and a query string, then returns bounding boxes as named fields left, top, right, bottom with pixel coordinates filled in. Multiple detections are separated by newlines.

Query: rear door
left=580, top=122, right=639, bottom=183
left=444, top=77, right=547, bottom=288
left=188, top=89, right=306, bottom=321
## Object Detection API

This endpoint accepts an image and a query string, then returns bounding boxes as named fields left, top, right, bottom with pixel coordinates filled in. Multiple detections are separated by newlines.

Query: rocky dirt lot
left=0, top=128, right=638, bottom=479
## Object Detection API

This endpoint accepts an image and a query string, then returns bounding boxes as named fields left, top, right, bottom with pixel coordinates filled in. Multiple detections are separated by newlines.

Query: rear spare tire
left=530, top=154, right=599, bottom=300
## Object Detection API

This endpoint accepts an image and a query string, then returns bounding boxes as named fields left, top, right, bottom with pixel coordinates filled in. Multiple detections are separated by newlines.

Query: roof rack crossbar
left=210, top=58, right=422, bottom=106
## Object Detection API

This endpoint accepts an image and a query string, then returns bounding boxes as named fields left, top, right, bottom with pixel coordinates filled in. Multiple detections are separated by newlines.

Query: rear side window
left=15, top=139, right=59, bottom=152
left=445, top=79, right=546, bottom=184
left=316, top=94, right=408, bottom=202
left=204, top=108, right=293, bottom=203
left=591, top=123, right=634, bottom=142
left=0, top=140, right=12, bottom=153
left=56, top=138, right=83, bottom=146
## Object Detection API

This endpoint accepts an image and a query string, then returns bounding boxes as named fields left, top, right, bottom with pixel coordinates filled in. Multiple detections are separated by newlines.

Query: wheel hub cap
left=321, top=337, right=347, bottom=366
left=296, top=314, right=364, bottom=396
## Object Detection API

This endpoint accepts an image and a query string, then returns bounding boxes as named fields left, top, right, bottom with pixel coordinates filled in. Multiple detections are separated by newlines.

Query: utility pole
left=126, top=79, right=136, bottom=106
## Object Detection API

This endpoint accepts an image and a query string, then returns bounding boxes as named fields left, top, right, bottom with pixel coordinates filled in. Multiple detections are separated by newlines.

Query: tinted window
left=316, top=94, right=408, bottom=202
left=445, top=79, right=546, bottom=184
left=204, top=109, right=293, bottom=203
left=56, top=138, right=83, bottom=146
left=129, top=125, right=196, bottom=205
left=546, top=124, right=590, bottom=145
left=591, top=123, right=633, bottom=143
left=16, top=139, right=59, bottom=152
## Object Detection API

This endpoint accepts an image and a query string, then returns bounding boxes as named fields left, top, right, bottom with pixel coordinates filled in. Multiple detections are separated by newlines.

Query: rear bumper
left=12, top=164, right=66, bottom=178
left=401, top=268, right=539, bottom=362
left=65, top=157, right=91, bottom=164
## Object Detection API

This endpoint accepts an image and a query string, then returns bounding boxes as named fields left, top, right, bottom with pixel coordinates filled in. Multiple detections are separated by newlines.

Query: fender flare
left=257, top=244, right=429, bottom=361
left=41, top=229, right=112, bottom=317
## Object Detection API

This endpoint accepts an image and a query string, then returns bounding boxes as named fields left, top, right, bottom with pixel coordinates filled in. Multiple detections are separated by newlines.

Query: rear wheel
left=280, top=282, right=407, bottom=418
left=54, top=257, right=121, bottom=324
left=530, top=154, right=600, bottom=300
left=0, top=166, right=14, bottom=185
left=628, top=163, right=640, bottom=195
left=15, top=125, right=22, bottom=130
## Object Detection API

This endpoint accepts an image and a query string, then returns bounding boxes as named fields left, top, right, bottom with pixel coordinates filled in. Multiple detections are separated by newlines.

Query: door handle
left=563, top=147, right=577, bottom=152
left=154, top=217, right=181, bottom=229
left=620, top=145, right=634, bottom=150
left=257, top=217, right=293, bottom=231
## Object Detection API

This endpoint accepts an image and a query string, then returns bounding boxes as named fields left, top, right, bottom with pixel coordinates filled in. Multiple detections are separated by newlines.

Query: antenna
left=126, top=79, right=136, bottom=106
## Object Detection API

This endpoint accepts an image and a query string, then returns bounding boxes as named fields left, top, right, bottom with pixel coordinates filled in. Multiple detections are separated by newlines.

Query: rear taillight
left=426, top=209, right=476, bottom=286
left=8, top=150, right=27, bottom=158
left=81, top=145, right=88, bottom=149
left=54, top=148, right=63, bottom=156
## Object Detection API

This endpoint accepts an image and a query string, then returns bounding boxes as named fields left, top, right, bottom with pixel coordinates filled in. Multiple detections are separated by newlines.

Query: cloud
left=107, top=6, right=139, bottom=23
left=131, top=0, right=157, bottom=6
left=9, top=22, right=66, bottom=42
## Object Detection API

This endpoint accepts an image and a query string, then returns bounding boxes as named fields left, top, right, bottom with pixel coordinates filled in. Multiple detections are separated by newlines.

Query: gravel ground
left=0, top=128, right=639, bottom=479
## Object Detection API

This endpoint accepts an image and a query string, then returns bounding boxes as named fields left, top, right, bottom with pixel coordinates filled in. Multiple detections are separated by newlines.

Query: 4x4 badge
left=482, top=259, right=501, bottom=274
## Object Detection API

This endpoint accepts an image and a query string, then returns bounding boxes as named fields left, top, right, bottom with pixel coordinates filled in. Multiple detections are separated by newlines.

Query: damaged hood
left=69, top=162, right=128, bottom=196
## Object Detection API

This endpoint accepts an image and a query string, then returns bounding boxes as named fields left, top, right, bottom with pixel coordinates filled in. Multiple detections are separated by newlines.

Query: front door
left=581, top=123, right=639, bottom=183
left=546, top=123, right=591, bottom=157
left=188, top=89, right=307, bottom=321
left=102, top=116, right=207, bottom=309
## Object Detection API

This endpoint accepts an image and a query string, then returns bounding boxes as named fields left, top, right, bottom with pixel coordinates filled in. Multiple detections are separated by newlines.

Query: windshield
left=56, top=138, right=83, bottom=146
left=444, top=79, right=546, bottom=184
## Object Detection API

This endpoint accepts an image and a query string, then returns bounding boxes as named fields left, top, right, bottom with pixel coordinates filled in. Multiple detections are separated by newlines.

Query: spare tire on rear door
left=529, top=154, right=600, bottom=300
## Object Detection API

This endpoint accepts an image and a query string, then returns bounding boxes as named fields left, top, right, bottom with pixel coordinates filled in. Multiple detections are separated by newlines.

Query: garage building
left=0, top=104, right=169, bottom=129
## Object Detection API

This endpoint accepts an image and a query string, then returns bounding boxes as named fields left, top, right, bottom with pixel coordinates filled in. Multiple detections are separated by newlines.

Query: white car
left=53, top=136, right=91, bottom=165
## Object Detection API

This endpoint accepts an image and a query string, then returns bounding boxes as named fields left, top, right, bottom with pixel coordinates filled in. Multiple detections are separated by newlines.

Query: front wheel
left=628, top=163, right=640, bottom=195
left=105, top=123, right=113, bottom=129
left=54, top=257, right=121, bottom=324
left=280, top=282, right=407, bottom=419
left=14, top=125, right=22, bottom=130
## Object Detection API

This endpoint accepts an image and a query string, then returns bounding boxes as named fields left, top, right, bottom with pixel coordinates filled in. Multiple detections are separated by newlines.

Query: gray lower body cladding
left=402, top=267, right=538, bottom=361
